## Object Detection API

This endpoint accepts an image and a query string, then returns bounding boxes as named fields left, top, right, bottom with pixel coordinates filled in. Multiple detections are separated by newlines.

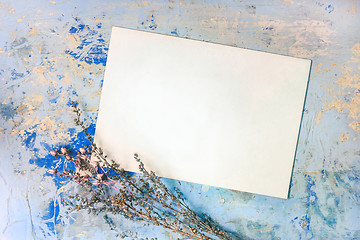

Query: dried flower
left=48, top=102, right=233, bottom=240
left=50, top=150, right=57, bottom=157
left=61, top=147, right=68, bottom=155
left=90, top=159, right=99, bottom=168
left=92, top=179, right=101, bottom=186
left=47, top=168, right=57, bottom=175
left=59, top=170, right=70, bottom=178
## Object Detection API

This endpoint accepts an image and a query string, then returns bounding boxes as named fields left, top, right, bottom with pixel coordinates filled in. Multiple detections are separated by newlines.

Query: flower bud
left=50, top=150, right=57, bottom=156
left=79, top=148, right=86, bottom=154
left=65, top=155, right=71, bottom=161
left=61, top=147, right=67, bottom=155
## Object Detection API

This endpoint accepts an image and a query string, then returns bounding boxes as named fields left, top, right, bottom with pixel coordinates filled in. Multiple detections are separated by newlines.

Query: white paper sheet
left=94, top=26, right=311, bottom=199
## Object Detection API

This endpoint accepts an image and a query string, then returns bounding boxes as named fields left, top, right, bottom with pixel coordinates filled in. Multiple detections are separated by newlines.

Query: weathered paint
left=0, top=0, right=359, bottom=239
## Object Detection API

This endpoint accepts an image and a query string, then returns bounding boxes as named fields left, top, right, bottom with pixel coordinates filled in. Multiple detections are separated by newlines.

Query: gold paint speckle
left=339, top=133, right=349, bottom=143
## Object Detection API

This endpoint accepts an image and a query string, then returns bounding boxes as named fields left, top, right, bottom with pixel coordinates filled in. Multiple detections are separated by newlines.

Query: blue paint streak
left=171, top=29, right=178, bottom=36
left=69, top=26, right=78, bottom=34
left=304, top=174, right=338, bottom=229
left=49, top=95, right=59, bottom=103
left=10, top=69, right=25, bottom=80
left=0, top=103, right=16, bottom=121
left=42, top=199, right=61, bottom=236
left=66, top=21, right=108, bottom=66
left=140, top=14, right=157, bottom=30
left=78, top=24, right=85, bottom=31
left=29, top=151, right=55, bottom=170
left=22, top=130, right=36, bottom=148
left=72, top=89, right=78, bottom=96
left=325, top=4, right=334, bottom=13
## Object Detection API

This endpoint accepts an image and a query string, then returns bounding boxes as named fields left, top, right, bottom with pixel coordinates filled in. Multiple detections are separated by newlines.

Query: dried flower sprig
left=48, top=102, right=234, bottom=239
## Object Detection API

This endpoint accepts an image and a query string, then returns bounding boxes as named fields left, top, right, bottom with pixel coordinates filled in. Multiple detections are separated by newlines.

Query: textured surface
left=0, top=0, right=359, bottom=239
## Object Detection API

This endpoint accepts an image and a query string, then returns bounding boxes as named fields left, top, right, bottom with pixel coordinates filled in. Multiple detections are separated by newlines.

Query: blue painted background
left=0, top=0, right=359, bottom=239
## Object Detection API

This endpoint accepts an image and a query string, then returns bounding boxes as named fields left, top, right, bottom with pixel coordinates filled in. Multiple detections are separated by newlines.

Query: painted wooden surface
left=0, top=0, right=359, bottom=239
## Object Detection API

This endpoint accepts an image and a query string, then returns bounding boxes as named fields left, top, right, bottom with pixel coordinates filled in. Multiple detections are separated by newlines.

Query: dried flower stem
left=47, top=102, right=233, bottom=239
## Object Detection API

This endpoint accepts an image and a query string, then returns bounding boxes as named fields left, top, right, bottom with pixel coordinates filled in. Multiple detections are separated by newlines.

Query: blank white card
left=95, top=26, right=311, bottom=199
